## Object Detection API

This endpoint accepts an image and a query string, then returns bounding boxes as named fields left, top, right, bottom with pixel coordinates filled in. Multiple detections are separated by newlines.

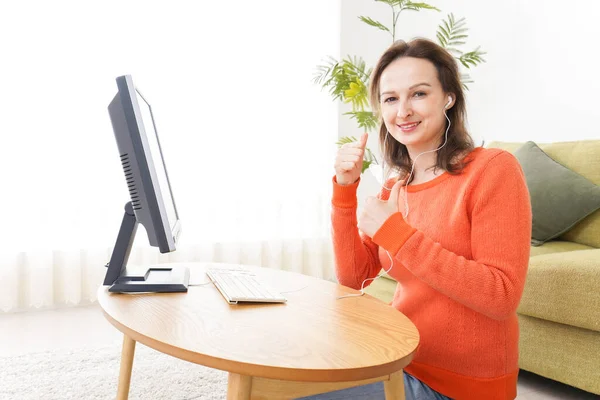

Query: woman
left=321, top=39, right=531, bottom=400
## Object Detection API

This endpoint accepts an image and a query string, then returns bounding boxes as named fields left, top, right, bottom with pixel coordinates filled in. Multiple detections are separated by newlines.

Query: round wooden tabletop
left=97, top=262, right=419, bottom=383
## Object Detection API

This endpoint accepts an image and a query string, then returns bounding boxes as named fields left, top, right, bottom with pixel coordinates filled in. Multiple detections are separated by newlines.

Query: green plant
left=315, top=0, right=487, bottom=172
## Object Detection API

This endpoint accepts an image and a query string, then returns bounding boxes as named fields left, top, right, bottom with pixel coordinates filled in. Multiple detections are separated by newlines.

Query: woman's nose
left=396, top=100, right=413, bottom=119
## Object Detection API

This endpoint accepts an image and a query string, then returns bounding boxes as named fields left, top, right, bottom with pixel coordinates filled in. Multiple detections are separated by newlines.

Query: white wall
left=0, top=1, right=340, bottom=251
left=340, top=0, right=600, bottom=148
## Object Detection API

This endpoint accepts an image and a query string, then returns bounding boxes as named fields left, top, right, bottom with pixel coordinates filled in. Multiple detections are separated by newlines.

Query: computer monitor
left=103, top=74, right=189, bottom=293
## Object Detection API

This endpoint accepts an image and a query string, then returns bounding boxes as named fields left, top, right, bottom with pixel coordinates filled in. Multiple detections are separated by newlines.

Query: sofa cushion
left=533, top=140, right=600, bottom=248
left=513, top=141, right=600, bottom=246
left=488, top=140, right=600, bottom=248
left=518, top=248, right=600, bottom=332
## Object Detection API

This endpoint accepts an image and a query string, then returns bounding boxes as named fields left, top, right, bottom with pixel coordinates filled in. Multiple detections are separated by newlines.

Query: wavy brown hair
left=369, top=38, right=474, bottom=181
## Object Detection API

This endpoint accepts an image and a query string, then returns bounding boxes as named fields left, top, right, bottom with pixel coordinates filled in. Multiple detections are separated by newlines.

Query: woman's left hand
left=358, top=180, right=404, bottom=237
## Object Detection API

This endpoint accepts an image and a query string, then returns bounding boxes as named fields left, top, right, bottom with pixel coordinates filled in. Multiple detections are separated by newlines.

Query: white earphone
left=445, top=95, right=452, bottom=109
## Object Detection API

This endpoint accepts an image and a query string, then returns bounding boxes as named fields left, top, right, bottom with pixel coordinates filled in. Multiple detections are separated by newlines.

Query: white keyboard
left=205, top=267, right=287, bottom=304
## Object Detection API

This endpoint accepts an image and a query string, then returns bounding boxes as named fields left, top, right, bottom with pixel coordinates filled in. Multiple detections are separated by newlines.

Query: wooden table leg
left=227, top=373, right=253, bottom=400
left=117, top=334, right=136, bottom=400
left=384, top=370, right=405, bottom=400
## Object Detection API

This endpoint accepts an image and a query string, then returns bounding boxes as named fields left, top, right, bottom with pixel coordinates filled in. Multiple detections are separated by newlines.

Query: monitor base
left=108, top=266, right=189, bottom=293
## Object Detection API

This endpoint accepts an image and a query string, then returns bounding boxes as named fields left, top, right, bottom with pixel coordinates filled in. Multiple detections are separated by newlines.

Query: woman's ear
left=445, top=94, right=455, bottom=109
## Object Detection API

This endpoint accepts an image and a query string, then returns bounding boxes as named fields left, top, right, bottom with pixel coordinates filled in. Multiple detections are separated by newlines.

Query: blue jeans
left=296, top=373, right=452, bottom=400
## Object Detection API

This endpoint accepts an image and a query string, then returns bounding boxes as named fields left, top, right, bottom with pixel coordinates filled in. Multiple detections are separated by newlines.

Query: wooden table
left=97, top=262, right=419, bottom=399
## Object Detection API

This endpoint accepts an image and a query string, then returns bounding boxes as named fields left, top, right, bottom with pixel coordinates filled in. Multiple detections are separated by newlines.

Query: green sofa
left=364, top=140, right=600, bottom=395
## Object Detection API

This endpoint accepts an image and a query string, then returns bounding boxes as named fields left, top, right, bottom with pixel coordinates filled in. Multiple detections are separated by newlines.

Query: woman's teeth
left=399, top=122, right=420, bottom=131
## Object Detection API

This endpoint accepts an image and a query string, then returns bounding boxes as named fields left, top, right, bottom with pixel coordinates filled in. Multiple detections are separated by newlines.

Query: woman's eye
left=413, top=91, right=426, bottom=98
left=383, top=97, right=397, bottom=103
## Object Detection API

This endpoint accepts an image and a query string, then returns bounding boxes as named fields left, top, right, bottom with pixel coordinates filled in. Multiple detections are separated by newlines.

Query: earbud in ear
left=445, top=96, right=452, bottom=109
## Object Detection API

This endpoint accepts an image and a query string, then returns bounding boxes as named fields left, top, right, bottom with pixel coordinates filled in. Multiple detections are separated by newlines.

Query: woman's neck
left=408, top=166, right=444, bottom=185
left=407, top=151, right=441, bottom=184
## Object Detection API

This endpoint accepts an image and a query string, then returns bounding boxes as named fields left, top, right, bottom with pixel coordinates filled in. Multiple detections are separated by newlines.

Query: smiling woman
left=0, top=0, right=339, bottom=312
left=330, top=38, right=532, bottom=400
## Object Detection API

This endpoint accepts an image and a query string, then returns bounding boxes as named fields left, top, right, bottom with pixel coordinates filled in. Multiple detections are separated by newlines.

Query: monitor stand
left=109, top=266, right=190, bottom=293
left=104, top=202, right=189, bottom=293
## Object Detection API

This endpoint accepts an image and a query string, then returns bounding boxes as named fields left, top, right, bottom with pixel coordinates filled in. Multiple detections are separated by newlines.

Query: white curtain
left=0, top=1, right=340, bottom=313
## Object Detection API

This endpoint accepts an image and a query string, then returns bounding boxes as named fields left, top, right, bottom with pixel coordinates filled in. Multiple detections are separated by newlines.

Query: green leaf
left=431, top=13, right=487, bottom=86
left=436, top=32, right=446, bottom=47
left=329, top=56, right=371, bottom=110
left=344, top=79, right=369, bottom=110
left=363, top=146, right=378, bottom=172
left=443, top=19, right=451, bottom=35
left=364, top=148, right=377, bottom=163
left=437, top=13, right=470, bottom=52
left=403, top=2, right=441, bottom=12
left=344, top=55, right=372, bottom=81
left=361, top=160, right=373, bottom=174
left=436, top=13, right=476, bottom=59
left=358, top=16, right=391, bottom=34
left=312, top=55, right=373, bottom=108
left=450, top=28, right=469, bottom=36
left=313, top=57, right=349, bottom=101
left=343, top=111, right=379, bottom=131
left=438, top=24, right=450, bottom=41
left=312, top=56, right=337, bottom=85
left=336, top=136, right=359, bottom=147
left=459, top=47, right=487, bottom=69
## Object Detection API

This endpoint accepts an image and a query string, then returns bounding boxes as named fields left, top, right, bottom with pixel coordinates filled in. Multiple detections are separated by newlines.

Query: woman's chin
left=391, top=129, right=439, bottom=149
left=392, top=131, right=421, bottom=146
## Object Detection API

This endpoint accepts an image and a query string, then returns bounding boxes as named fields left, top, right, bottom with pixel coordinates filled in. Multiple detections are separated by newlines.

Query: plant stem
left=390, top=4, right=397, bottom=42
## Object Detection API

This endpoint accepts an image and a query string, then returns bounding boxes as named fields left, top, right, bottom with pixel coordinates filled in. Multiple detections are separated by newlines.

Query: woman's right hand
left=334, top=132, right=368, bottom=186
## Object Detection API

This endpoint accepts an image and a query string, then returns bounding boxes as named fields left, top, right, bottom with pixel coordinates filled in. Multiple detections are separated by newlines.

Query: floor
left=0, top=305, right=597, bottom=400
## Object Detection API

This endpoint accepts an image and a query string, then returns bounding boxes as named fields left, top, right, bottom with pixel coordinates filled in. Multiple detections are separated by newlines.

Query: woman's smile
left=398, top=121, right=421, bottom=133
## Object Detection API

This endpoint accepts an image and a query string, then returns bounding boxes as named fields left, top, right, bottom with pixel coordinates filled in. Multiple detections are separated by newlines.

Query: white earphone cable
left=336, top=102, right=452, bottom=301
left=382, top=105, right=452, bottom=219
left=336, top=249, right=395, bottom=299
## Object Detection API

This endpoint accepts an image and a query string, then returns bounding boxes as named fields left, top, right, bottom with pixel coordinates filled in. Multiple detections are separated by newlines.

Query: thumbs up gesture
left=358, top=179, right=404, bottom=238
left=334, top=132, right=368, bottom=186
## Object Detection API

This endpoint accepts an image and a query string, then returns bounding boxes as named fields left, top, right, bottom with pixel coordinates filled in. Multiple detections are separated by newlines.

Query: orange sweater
left=331, top=147, right=532, bottom=400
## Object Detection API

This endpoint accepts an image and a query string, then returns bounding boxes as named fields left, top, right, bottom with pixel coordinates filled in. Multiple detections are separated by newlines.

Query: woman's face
left=379, top=57, right=452, bottom=155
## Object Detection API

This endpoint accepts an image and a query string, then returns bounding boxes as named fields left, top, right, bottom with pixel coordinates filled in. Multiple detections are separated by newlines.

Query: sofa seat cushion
left=518, top=248, right=600, bottom=332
